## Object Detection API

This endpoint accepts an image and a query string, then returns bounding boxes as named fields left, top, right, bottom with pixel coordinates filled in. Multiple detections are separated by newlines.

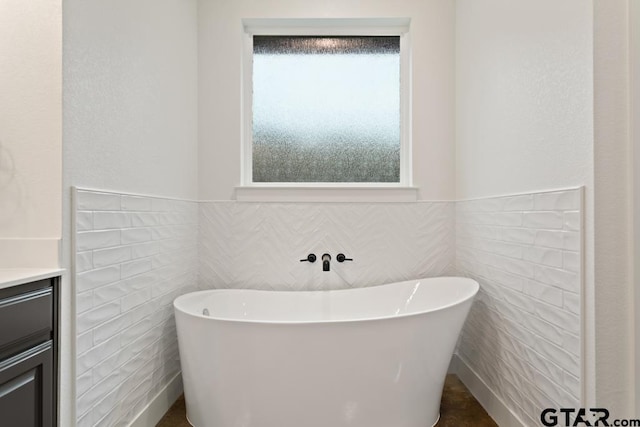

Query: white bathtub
left=174, top=276, right=479, bottom=427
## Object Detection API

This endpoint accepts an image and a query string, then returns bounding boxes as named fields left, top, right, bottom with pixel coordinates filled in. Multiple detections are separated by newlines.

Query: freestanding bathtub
left=174, top=276, right=479, bottom=427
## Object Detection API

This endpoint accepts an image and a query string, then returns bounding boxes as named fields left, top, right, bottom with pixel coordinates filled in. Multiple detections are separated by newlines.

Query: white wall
left=455, top=4, right=596, bottom=411
left=0, top=0, right=62, bottom=266
left=63, top=0, right=199, bottom=425
left=455, top=0, right=593, bottom=199
left=457, top=0, right=636, bottom=419
left=64, top=0, right=199, bottom=200
left=593, top=0, right=634, bottom=417
left=633, top=0, right=640, bottom=415
left=198, top=0, right=456, bottom=201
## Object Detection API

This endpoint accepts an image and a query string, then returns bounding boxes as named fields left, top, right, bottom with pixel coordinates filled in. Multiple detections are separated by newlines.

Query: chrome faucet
left=322, top=253, right=331, bottom=271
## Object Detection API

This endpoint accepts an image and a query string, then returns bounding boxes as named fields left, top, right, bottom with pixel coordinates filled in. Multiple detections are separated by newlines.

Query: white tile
left=534, top=230, right=565, bottom=249
left=470, top=212, right=495, bottom=225
left=76, top=211, right=93, bottom=231
left=532, top=371, right=573, bottom=408
left=563, top=332, right=580, bottom=357
left=94, top=313, right=130, bottom=345
left=532, top=301, right=580, bottom=335
left=130, top=241, right=159, bottom=259
left=77, top=302, right=121, bottom=334
left=521, top=312, right=563, bottom=346
left=93, top=280, right=131, bottom=306
left=77, top=266, right=120, bottom=292
left=499, top=227, right=536, bottom=244
left=523, top=212, right=563, bottom=229
left=524, top=347, right=564, bottom=381
left=122, top=271, right=157, bottom=291
left=151, top=198, right=170, bottom=212
left=77, top=230, right=120, bottom=251
left=151, top=278, right=178, bottom=298
left=94, top=212, right=132, bottom=230
left=121, top=288, right=151, bottom=312
left=127, top=301, right=154, bottom=325
left=77, top=331, right=93, bottom=354
left=121, top=195, right=153, bottom=211
left=492, top=212, right=523, bottom=227
left=533, top=336, right=580, bottom=377
left=563, top=372, right=580, bottom=397
left=563, top=292, right=580, bottom=315
left=501, top=288, right=534, bottom=313
left=485, top=240, right=523, bottom=259
left=534, top=265, right=579, bottom=292
left=77, top=291, right=94, bottom=314
left=502, top=195, right=534, bottom=211
left=524, top=280, right=563, bottom=307
left=121, top=228, right=152, bottom=245
left=76, top=251, right=93, bottom=273
left=523, top=247, right=563, bottom=268
left=77, top=371, right=122, bottom=420
left=563, top=232, right=581, bottom=251
left=77, top=409, right=93, bottom=427
left=77, top=334, right=121, bottom=375
left=120, top=317, right=155, bottom=348
left=563, top=251, right=580, bottom=273
left=130, top=212, right=160, bottom=227
left=534, top=191, right=580, bottom=211
left=563, top=211, right=581, bottom=231
left=93, top=246, right=132, bottom=268
left=77, top=191, right=121, bottom=211
left=151, top=226, right=175, bottom=240
left=77, top=371, right=93, bottom=397
left=121, top=258, right=152, bottom=279
left=491, top=255, right=535, bottom=278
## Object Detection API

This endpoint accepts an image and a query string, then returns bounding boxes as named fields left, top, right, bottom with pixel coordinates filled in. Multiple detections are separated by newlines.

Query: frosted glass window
left=252, top=36, right=401, bottom=183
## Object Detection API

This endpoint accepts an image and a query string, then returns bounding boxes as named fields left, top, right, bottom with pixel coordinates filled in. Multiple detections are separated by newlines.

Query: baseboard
left=452, top=355, right=527, bottom=427
left=128, top=372, right=183, bottom=427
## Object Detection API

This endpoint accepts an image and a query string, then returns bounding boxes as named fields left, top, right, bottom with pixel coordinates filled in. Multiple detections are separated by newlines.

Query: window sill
left=234, top=186, right=419, bottom=202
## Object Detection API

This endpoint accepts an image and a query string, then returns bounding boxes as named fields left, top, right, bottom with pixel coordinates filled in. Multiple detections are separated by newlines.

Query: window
left=253, top=35, right=400, bottom=183
left=242, top=20, right=412, bottom=191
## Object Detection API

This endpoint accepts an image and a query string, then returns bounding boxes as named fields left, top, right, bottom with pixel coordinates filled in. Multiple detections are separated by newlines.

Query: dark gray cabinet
left=0, top=278, right=59, bottom=427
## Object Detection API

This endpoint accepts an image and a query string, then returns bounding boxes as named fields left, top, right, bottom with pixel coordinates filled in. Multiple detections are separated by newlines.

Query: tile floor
left=155, top=374, right=497, bottom=426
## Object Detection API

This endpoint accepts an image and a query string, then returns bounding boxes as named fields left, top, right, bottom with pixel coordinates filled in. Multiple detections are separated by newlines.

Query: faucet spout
left=322, top=253, right=331, bottom=272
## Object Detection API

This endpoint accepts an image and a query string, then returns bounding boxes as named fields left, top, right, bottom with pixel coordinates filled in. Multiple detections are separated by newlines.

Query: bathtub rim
left=173, top=276, right=479, bottom=325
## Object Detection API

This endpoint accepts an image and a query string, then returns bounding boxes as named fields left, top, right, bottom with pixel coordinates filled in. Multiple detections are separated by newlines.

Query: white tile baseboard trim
left=453, top=355, right=527, bottom=427
left=128, top=372, right=183, bottom=427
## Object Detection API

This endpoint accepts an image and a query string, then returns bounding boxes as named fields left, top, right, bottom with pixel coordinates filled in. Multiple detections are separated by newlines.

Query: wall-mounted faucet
left=322, top=253, right=331, bottom=271
left=300, top=253, right=353, bottom=272
left=336, top=253, right=353, bottom=263
left=299, top=254, right=316, bottom=263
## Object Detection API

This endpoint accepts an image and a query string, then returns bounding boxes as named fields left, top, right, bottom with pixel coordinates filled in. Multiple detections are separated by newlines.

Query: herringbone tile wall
left=73, top=187, right=583, bottom=427
left=199, top=201, right=456, bottom=291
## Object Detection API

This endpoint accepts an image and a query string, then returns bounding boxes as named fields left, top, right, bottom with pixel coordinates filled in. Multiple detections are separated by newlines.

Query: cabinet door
left=0, top=342, right=52, bottom=427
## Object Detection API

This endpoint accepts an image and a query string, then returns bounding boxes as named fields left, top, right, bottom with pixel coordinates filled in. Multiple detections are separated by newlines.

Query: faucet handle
left=336, top=253, right=353, bottom=262
left=300, top=254, right=317, bottom=263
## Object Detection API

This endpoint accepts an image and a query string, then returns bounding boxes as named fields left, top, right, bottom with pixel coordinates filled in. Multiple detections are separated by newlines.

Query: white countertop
left=0, top=268, right=65, bottom=291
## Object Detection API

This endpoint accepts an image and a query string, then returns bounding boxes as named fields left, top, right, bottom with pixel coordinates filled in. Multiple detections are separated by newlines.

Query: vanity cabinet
left=0, top=278, right=59, bottom=427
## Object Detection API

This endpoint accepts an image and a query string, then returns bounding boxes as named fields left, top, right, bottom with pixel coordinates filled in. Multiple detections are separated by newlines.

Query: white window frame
left=239, top=18, right=416, bottom=202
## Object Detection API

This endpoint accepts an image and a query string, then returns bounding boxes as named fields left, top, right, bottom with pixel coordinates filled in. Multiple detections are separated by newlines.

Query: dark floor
left=156, top=374, right=497, bottom=427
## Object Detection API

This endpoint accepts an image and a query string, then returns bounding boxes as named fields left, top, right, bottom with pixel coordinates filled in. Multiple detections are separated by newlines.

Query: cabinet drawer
left=0, top=341, right=53, bottom=427
left=0, top=288, right=52, bottom=351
